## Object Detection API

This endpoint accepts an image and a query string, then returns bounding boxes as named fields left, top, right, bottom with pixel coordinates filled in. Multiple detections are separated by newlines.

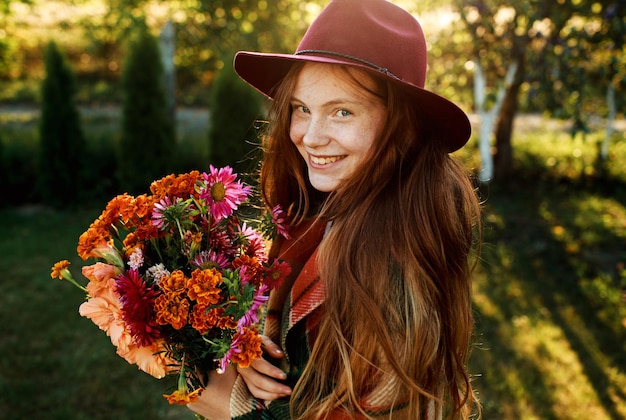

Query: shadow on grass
left=472, top=170, right=626, bottom=419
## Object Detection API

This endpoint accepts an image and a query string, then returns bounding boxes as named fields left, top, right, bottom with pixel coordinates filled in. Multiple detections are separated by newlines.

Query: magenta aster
left=200, top=165, right=251, bottom=221
left=237, top=284, right=269, bottom=329
left=191, top=250, right=230, bottom=270
left=237, top=222, right=266, bottom=260
left=271, top=205, right=290, bottom=239
left=151, top=196, right=173, bottom=230
left=208, top=226, right=237, bottom=257
left=115, top=269, right=161, bottom=346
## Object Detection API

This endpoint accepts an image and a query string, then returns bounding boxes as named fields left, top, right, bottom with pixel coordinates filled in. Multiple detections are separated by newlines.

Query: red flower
left=264, top=259, right=292, bottom=289
left=115, top=269, right=161, bottom=346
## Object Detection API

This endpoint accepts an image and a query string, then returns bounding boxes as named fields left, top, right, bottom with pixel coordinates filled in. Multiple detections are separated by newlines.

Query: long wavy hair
left=260, top=62, right=481, bottom=419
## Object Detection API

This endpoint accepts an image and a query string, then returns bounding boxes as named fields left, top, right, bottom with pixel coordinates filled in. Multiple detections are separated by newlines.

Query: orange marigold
left=187, top=268, right=223, bottom=305
left=133, top=193, right=155, bottom=219
left=163, top=387, right=203, bottom=405
left=189, top=304, right=224, bottom=334
left=155, top=292, right=190, bottom=330
left=150, top=174, right=176, bottom=198
left=103, top=193, right=134, bottom=225
left=160, top=270, right=188, bottom=293
left=232, top=255, right=263, bottom=284
left=77, top=229, right=110, bottom=260
left=122, top=232, right=139, bottom=250
left=230, top=327, right=263, bottom=368
left=217, top=313, right=238, bottom=330
left=51, top=260, right=71, bottom=279
left=175, top=171, right=201, bottom=197
left=134, top=222, right=161, bottom=243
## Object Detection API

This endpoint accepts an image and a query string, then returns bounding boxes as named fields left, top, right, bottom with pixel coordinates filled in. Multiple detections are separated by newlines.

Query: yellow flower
left=51, top=260, right=87, bottom=292
left=51, top=260, right=71, bottom=280
left=163, top=387, right=203, bottom=405
left=163, top=362, right=203, bottom=405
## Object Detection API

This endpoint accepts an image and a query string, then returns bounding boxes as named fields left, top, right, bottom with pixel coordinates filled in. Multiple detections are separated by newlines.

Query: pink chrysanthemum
left=152, top=196, right=194, bottom=232
left=271, top=205, right=290, bottom=239
left=115, top=269, right=161, bottom=346
left=200, top=165, right=251, bottom=221
left=152, top=196, right=173, bottom=230
left=237, top=223, right=266, bottom=260
left=208, top=227, right=237, bottom=257
left=191, top=250, right=230, bottom=271
left=237, top=284, right=269, bottom=329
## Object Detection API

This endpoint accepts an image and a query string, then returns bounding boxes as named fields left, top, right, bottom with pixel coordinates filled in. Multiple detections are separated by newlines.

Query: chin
left=308, top=175, right=338, bottom=193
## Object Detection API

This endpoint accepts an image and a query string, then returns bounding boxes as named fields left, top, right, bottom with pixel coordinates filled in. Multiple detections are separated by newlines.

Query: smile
left=310, top=155, right=345, bottom=165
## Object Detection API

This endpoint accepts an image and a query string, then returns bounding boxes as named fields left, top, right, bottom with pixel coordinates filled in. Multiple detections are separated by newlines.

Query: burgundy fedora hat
left=234, top=0, right=471, bottom=152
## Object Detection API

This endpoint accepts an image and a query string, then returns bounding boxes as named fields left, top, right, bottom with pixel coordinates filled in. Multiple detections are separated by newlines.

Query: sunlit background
left=0, top=0, right=625, bottom=419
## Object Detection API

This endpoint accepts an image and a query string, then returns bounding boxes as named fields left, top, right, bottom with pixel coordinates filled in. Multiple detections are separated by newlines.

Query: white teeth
left=311, top=156, right=341, bottom=165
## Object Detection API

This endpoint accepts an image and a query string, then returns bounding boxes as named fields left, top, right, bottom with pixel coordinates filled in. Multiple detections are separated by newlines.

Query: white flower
left=128, top=248, right=144, bottom=270
left=146, top=263, right=170, bottom=284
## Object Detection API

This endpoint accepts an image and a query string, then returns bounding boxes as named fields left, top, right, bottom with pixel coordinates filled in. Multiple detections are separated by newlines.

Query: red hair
left=261, top=63, right=481, bottom=419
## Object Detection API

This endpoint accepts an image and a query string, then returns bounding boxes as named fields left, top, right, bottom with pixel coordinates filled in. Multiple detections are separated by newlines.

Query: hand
left=187, top=364, right=238, bottom=420
left=237, top=335, right=292, bottom=401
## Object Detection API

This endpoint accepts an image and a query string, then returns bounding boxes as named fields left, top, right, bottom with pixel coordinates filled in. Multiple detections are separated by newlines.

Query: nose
left=301, top=116, right=331, bottom=148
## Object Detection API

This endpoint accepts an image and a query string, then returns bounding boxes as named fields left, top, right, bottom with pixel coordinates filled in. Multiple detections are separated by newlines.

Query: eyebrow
left=290, top=96, right=365, bottom=108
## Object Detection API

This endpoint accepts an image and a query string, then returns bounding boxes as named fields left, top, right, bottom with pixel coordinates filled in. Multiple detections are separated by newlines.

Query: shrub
left=0, top=126, right=39, bottom=206
left=207, top=55, right=264, bottom=177
left=118, top=27, right=175, bottom=194
left=37, top=41, right=86, bottom=208
left=0, top=132, right=5, bottom=208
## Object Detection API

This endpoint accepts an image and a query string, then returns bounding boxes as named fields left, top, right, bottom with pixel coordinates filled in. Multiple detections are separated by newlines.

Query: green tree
left=38, top=41, right=85, bottom=208
left=118, top=27, right=176, bottom=194
left=451, top=0, right=603, bottom=181
left=207, top=55, right=264, bottom=176
left=73, top=0, right=324, bottom=104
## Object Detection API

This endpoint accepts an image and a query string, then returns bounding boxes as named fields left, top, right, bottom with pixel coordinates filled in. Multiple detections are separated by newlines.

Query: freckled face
left=289, top=63, right=387, bottom=192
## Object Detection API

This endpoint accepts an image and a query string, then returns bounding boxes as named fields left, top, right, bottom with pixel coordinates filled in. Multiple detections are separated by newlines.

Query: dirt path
left=1, top=104, right=624, bottom=136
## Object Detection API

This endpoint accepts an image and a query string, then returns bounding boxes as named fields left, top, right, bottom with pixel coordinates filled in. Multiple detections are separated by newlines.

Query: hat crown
left=233, top=0, right=471, bottom=152
left=296, top=0, right=427, bottom=88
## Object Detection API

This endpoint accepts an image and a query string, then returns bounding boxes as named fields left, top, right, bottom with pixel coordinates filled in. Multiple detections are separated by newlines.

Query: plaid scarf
left=230, top=220, right=438, bottom=419
left=231, top=219, right=326, bottom=419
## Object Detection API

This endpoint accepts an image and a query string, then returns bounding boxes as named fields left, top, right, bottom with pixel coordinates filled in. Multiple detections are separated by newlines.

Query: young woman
left=188, top=0, right=482, bottom=418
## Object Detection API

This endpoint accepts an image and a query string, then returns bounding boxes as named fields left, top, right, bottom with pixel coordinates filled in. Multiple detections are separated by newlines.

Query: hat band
left=295, top=49, right=400, bottom=80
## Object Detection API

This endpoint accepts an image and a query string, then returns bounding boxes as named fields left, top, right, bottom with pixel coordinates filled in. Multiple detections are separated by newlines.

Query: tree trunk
left=595, top=82, right=617, bottom=178
left=494, top=50, right=525, bottom=181
left=160, top=20, right=176, bottom=128
left=601, top=82, right=616, bottom=160
left=475, top=59, right=519, bottom=184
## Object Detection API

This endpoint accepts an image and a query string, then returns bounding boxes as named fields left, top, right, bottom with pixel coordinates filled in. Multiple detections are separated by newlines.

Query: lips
left=310, top=155, right=345, bottom=165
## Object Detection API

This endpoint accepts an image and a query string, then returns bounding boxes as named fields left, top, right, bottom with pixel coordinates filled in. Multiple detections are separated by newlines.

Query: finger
left=247, top=357, right=287, bottom=380
left=261, top=335, right=285, bottom=359
left=237, top=365, right=292, bottom=401
left=245, top=381, right=291, bottom=401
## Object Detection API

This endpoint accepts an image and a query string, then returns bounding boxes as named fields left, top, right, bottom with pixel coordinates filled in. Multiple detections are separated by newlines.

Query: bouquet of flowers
left=51, top=166, right=290, bottom=405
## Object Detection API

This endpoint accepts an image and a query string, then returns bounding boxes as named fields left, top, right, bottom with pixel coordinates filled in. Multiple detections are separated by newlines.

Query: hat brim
left=234, top=51, right=471, bottom=152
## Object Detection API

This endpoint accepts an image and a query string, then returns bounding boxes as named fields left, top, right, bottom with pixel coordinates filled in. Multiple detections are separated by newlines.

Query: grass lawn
left=0, top=112, right=625, bottom=419
left=0, top=208, right=194, bottom=419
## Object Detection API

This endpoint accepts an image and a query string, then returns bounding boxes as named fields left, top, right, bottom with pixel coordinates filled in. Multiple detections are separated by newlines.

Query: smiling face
left=289, top=63, right=387, bottom=192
